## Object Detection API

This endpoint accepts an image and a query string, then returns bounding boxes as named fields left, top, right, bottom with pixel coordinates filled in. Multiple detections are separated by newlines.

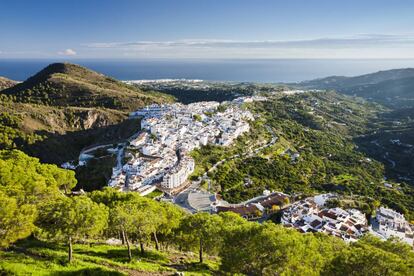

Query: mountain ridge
left=297, top=68, right=414, bottom=108
left=1, top=62, right=174, bottom=111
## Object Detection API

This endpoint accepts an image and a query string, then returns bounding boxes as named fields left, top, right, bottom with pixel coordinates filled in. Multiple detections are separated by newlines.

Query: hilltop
left=0, top=76, right=17, bottom=90
left=297, top=68, right=414, bottom=109
left=2, top=63, right=173, bottom=111
left=0, top=63, right=174, bottom=164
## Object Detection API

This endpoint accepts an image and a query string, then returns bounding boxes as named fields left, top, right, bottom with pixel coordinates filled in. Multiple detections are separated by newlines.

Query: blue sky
left=1, top=0, right=414, bottom=59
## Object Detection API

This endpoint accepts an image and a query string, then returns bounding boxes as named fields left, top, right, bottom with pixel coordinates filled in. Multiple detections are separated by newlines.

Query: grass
left=0, top=238, right=220, bottom=275
left=144, top=189, right=163, bottom=199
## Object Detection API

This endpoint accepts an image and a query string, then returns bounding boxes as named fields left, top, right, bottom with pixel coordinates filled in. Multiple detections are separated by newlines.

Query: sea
left=1, top=59, right=414, bottom=83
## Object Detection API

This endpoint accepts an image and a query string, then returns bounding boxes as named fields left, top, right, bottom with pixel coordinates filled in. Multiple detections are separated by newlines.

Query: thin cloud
left=81, top=34, right=414, bottom=59
left=58, top=49, right=77, bottom=56
left=85, top=34, right=414, bottom=50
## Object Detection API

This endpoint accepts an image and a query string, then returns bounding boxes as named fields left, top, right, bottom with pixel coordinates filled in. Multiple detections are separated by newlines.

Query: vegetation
left=0, top=63, right=173, bottom=168
left=36, top=196, right=109, bottom=262
left=298, top=68, right=414, bottom=109
left=0, top=238, right=215, bottom=275
left=132, top=80, right=286, bottom=104
left=192, top=92, right=414, bottom=220
left=0, top=150, right=76, bottom=249
left=2, top=63, right=173, bottom=111
left=295, top=69, right=414, bottom=183
left=2, top=67, right=414, bottom=274
left=0, top=111, right=43, bottom=150
left=1, top=151, right=413, bottom=275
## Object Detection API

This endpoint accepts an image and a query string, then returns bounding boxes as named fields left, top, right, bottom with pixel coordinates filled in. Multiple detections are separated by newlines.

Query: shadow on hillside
left=22, top=118, right=141, bottom=191
left=14, top=236, right=64, bottom=251
left=25, top=118, right=141, bottom=165
left=167, top=261, right=215, bottom=274
left=74, top=246, right=168, bottom=264
left=52, top=268, right=123, bottom=276
left=352, top=108, right=414, bottom=186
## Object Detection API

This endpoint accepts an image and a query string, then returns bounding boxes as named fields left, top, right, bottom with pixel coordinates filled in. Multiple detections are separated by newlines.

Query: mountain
left=1, top=62, right=173, bottom=111
left=0, top=76, right=17, bottom=90
left=298, top=68, right=414, bottom=109
left=0, top=63, right=174, bottom=164
left=300, top=68, right=414, bottom=89
left=297, top=68, right=414, bottom=185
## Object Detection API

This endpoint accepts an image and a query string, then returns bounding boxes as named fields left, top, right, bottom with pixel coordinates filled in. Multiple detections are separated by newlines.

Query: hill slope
left=0, top=63, right=174, bottom=164
left=298, top=68, right=414, bottom=109
left=2, top=63, right=173, bottom=111
left=297, top=68, right=414, bottom=184
left=0, top=76, right=17, bottom=90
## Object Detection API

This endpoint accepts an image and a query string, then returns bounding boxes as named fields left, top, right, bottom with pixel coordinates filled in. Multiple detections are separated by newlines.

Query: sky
left=1, top=0, right=414, bottom=59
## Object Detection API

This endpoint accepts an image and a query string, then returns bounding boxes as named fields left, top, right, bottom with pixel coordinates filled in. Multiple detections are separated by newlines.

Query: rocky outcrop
left=0, top=76, right=17, bottom=91
left=70, top=110, right=122, bottom=130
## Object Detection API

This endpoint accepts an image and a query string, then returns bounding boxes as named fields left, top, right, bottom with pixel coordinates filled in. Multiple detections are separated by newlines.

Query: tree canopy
left=36, top=195, right=108, bottom=262
left=0, top=150, right=77, bottom=248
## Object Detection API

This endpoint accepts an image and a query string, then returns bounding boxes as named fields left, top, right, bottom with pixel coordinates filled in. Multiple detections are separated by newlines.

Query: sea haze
left=1, top=59, right=414, bottom=83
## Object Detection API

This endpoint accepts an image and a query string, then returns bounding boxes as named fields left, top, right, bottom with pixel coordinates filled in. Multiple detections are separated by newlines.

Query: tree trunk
left=199, top=238, right=203, bottom=263
left=121, top=230, right=126, bottom=245
left=140, top=241, right=145, bottom=255
left=125, top=232, right=132, bottom=262
left=68, top=236, right=73, bottom=263
left=153, top=232, right=160, bottom=251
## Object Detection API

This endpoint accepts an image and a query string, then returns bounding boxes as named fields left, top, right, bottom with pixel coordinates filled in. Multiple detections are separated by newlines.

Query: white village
left=108, top=97, right=254, bottom=195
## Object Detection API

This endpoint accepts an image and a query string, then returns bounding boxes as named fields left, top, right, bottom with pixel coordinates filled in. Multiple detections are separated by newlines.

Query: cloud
left=85, top=34, right=414, bottom=50
left=83, top=34, right=414, bottom=59
left=58, top=48, right=77, bottom=56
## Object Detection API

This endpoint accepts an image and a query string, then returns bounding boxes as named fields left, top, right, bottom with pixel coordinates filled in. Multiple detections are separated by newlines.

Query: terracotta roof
left=258, top=194, right=287, bottom=208
left=216, top=204, right=260, bottom=217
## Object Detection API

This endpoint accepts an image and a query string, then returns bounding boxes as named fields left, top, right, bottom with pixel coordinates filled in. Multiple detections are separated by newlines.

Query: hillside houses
left=215, top=192, right=289, bottom=220
left=282, top=195, right=368, bottom=242
left=370, top=207, right=414, bottom=246
left=161, top=154, right=195, bottom=190
left=109, top=97, right=255, bottom=194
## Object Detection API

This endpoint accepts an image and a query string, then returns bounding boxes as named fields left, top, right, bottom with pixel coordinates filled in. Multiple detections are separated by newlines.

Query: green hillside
left=298, top=68, right=414, bottom=109
left=344, top=77, right=414, bottom=109
left=2, top=63, right=173, bottom=110
left=0, top=152, right=412, bottom=275
left=191, top=91, right=414, bottom=219
left=0, top=63, right=174, bottom=164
